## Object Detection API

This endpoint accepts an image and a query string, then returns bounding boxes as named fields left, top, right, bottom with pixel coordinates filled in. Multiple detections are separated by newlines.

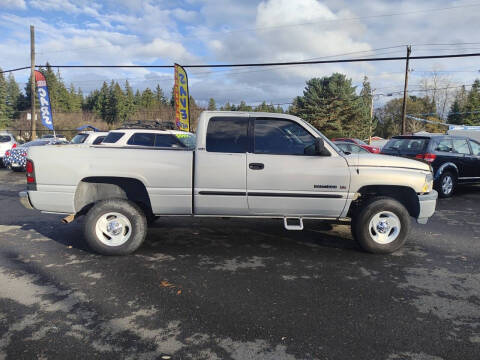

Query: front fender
left=434, top=162, right=458, bottom=180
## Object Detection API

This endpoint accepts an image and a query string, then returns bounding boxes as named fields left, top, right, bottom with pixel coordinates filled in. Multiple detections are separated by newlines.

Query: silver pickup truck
left=19, top=111, right=437, bottom=255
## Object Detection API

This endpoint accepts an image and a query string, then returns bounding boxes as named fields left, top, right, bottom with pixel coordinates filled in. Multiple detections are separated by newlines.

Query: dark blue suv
left=381, top=135, right=480, bottom=198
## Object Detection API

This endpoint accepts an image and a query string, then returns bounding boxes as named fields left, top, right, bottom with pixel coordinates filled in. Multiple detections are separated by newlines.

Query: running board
left=283, top=217, right=304, bottom=231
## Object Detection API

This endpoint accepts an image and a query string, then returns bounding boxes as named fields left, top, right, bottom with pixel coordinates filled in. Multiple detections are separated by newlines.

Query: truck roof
left=201, top=111, right=300, bottom=121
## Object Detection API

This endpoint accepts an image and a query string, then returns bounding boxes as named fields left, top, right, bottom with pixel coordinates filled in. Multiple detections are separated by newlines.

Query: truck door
left=246, top=117, right=349, bottom=217
left=194, top=116, right=249, bottom=215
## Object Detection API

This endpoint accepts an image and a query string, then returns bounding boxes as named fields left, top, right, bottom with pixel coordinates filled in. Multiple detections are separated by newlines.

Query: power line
left=29, top=52, right=480, bottom=70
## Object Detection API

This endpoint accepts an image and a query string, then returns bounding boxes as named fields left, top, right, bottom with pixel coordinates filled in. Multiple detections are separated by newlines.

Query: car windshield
left=383, top=138, right=429, bottom=153
left=355, top=138, right=367, bottom=145
left=0, top=135, right=11, bottom=143
left=71, top=134, right=89, bottom=144
left=174, top=133, right=196, bottom=148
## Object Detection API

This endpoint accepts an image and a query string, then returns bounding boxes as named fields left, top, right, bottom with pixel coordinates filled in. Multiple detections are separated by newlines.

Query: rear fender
left=434, top=162, right=458, bottom=180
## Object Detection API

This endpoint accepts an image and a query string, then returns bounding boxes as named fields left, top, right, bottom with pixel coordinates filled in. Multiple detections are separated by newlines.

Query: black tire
left=435, top=171, right=456, bottom=198
left=84, top=199, right=147, bottom=256
left=351, top=197, right=411, bottom=254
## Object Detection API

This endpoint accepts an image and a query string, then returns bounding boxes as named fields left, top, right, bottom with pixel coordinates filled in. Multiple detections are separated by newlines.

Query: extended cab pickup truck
left=19, top=111, right=437, bottom=255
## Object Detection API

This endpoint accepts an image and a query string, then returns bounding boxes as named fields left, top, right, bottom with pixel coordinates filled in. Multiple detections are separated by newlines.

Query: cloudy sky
left=1, top=0, right=479, bottom=107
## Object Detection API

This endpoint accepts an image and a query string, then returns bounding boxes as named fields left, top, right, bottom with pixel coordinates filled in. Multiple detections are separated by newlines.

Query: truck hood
left=344, top=153, right=430, bottom=172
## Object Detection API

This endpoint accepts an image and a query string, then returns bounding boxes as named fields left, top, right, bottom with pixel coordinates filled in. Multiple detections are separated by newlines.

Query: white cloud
left=0, top=0, right=26, bottom=9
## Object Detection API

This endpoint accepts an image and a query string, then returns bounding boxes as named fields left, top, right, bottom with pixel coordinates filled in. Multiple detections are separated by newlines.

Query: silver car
left=0, top=132, right=17, bottom=167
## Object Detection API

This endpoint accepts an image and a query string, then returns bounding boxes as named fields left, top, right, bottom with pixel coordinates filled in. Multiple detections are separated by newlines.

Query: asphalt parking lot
left=0, top=168, right=479, bottom=360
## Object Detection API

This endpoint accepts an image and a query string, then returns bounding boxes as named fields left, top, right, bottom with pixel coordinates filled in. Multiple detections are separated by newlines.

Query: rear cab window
left=206, top=117, right=248, bottom=153
left=0, top=135, right=12, bottom=143
left=103, top=132, right=125, bottom=144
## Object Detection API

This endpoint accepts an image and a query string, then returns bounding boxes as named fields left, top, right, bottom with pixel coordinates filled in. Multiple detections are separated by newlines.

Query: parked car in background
left=331, top=138, right=380, bottom=153
left=370, top=139, right=389, bottom=150
left=0, top=132, right=17, bottom=167
left=381, top=135, right=480, bottom=198
left=333, top=141, right=370, bottom=154
left=70, top=131, right=108, bottom=145
left=101, top=129, right=196, bottom=149
left=6, top=138, right=68, bottom=171
left=42, top=134, right=67, bottom=141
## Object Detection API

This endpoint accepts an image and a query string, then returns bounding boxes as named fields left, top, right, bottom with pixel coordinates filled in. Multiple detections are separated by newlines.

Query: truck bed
left=28, top=145, right=194, bottom=214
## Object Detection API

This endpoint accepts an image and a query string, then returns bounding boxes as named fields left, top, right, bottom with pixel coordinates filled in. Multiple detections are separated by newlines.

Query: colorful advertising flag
left=34, top=70, right=54, bottom=131
left=174, top=64, right=190, bottom=131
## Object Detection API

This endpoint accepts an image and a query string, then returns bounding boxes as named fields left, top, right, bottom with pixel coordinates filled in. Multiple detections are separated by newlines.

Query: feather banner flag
left=174, top=64, right=190, bottom=131
left=34, top=70, right=54, bottom=131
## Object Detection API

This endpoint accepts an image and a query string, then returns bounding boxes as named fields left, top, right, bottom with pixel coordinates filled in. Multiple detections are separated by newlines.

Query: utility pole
left=369, top=94, right=374, bottom=144
left=30, top=25, right=36, bottom=140
left=401, top=45, right=411, bottom=135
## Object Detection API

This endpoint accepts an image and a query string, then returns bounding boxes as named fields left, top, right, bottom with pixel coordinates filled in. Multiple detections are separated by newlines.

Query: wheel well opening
left=75, top=177, right=152, bottom=216
left=349, top=185, right=420, bottom=218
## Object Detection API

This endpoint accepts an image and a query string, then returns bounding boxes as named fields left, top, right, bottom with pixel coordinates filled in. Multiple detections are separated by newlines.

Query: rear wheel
left=351, top=197, right=410, bottom=254
left=436, top=171, right=456, bottom=198
left=84, top=199, right=147, bottom=255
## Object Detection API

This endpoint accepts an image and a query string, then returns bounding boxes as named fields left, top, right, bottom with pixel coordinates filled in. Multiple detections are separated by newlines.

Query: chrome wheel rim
left=368, top=211, right=401, bottom=244
left=95, top=212, right=132, bottom=246
left=442, top=175, right=453, bottom=195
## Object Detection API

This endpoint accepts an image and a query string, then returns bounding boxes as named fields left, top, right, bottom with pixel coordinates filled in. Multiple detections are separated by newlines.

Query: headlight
left=422, top=173, right=433, bottom=193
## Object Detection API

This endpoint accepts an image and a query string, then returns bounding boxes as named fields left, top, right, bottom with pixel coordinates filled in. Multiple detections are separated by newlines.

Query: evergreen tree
left=291, top=74, right=362, bottom=138
left=124, top=80, right=136, bottom=120
left=237, top=101, right=252, bottom=111
left=6, top=73, right=21, bottom=118
left=207, top=98, right=216, bottom=110
left=134, top=89, right=142, bottom=106
left=155, top=85, right=167, bottom=106
left=0, top=70, right=8, bottom=126
left=105, top=81, right=126, bottom=123
left=463, top=80, right=480, bottom=125
left=98, top=81, right=110, bottom=120
left=141, top=88, right=155, bottom=108
left=358, top=76, right=375, bottom=140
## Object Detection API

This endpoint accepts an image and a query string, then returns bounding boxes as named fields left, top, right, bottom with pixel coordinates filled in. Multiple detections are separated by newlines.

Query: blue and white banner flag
left=34, top=70, right=54, bottom=131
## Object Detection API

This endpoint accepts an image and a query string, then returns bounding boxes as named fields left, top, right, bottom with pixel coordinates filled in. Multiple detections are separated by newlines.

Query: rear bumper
left=417, top=190, right=438, bottom=224
left=19, top=191, right=34, bottom=210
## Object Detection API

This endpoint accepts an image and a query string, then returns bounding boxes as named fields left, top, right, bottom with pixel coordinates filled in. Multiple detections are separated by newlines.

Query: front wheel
left=84, top=199, right=147, bottom=255
left=351, top=197, right=411, bottom=254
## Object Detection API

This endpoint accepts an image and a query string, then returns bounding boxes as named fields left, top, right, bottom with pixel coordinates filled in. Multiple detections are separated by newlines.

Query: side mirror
left=315, top=138, right=325, bottom=155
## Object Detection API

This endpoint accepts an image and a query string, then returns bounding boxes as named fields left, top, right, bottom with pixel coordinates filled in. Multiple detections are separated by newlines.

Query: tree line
left=1, top=63, right=479, bottom=139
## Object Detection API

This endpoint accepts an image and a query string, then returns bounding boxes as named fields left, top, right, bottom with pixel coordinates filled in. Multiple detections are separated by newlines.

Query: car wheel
left=351, top=197, right=410, bottom=254
left=84, top=199, right=147, bottom=255
left=436, top=171, right=456, bottom=198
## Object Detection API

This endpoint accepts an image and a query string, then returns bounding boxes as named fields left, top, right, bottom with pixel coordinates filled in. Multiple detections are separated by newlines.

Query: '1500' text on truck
left=20, top=111, right=437, bottom=255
